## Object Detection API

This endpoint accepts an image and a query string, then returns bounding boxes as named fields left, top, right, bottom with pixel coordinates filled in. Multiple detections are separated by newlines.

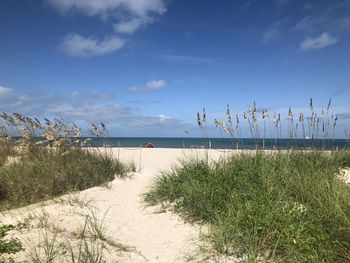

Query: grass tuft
left=0, top=146, right=129, bottom=210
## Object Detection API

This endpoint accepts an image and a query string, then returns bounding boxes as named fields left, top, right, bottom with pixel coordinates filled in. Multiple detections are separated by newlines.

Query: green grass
left=0, top=145, right=131, bottom=210
left=0, top=224, right=23, bottom=255
left=145, top=151, right=350, bottom=262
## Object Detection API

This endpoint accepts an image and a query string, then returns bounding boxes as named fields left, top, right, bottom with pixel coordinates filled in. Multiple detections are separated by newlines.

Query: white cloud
left=128, top=79, right=167, bottom=93
left=48, top=0, right=166, bottom=56
left=113, top=17, right=149, bottom=34
left=47, top=0, right=166, bottom=18
left=60, top=34, right=126, bottom=57
left=0, top=86, right=13, bottom=100
left=157, top=114, right=170, bottom=122
left=300, top=32, right=338, bottom=51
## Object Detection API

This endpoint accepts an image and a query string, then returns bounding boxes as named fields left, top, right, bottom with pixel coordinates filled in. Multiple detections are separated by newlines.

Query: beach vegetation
left=211, top=99, right=344, bottom=150
left=0, top=112, right=131, bottom=210
left=146, top=99, right=350, bottom=262
left=0, top=224, right=23, bottom=258
left=145, top=151, right=350, bottom=262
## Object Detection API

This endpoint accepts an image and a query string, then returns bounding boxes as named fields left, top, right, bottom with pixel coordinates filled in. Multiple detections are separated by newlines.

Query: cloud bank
left=0, top=85, right=186, bottom=136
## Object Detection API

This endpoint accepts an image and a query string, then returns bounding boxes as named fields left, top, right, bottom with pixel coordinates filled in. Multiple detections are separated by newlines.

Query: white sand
left=0, top=148, right=233, bottom=262
left=339, top=168, right=350, bottom=185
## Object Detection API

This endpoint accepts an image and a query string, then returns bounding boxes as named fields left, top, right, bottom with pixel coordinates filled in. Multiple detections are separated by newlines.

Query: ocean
left=87, top=137, right=349, bottom=150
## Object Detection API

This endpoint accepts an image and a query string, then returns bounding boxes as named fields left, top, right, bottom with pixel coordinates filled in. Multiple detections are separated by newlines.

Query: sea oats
left=202, top=108, right=206, bottom=124
left=196, top=112, right=202, bottom=127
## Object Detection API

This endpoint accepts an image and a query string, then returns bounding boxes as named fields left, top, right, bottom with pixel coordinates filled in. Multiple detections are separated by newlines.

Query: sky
left=0, top=0, right=350, bottom=137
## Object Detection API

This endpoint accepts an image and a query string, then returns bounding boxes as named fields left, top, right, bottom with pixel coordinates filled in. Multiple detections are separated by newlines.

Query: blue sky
left=0, top=0, right=350, bottom=137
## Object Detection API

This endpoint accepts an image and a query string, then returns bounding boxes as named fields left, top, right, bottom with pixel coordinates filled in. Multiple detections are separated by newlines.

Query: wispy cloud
left=60, top=34, right=126, bottom=57
left=284, top=2, right=350, bottom=50
left=128, top=79, right=167, bottom=93
left=300, top=32, right=338, bottom=51
left=48, top=0, right=166, bottom=57
left=294, top=16, right=323, bottom=32
left=71, top=90, right=114, bottom=100
left=0, top=86, right=13, bottom=100
left=294, top=2, right=350, bottom=34
left=331, top=85, right=350, bottom=96
left=262, top=18, right=289, bottom=44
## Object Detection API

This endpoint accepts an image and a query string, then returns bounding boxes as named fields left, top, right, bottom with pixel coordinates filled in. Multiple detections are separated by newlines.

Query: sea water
left=87, top=137, right=349, bottom=150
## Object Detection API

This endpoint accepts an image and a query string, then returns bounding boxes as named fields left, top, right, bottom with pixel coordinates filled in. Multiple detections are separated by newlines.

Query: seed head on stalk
left=101, top=122, right=106, bottom=130
left=226, top=104, right=232, bottom=126
left=13, top=112, right=25, bottom=122
left=333, top=114, right=338, bottom=127
left=214, top=119, right=219, bottom=128
left=220, top=120, right=229, bottom=133
left=1, top=112, right=15, bottom=126
left=251, top=101, right=257, bottom=123
left=197, top=112, right=202, bottom=127
left=202, top=108, right=206, bottom=124
left=262, top=110, right=269, bottom=120
left=288, top=107, right=293, bottom=120
left=327, top=98, right=332, bottom=112
left=299, top=113, right=304, bottom=122
left=310, top=98, right=313, bottom=111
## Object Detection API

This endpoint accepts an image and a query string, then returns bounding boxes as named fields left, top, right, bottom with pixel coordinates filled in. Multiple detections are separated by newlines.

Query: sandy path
left=84, top=148, right=205, bottom=262
left=94, top=148, right=224, bottom=262
left=0, top=148, right=228, bottom=262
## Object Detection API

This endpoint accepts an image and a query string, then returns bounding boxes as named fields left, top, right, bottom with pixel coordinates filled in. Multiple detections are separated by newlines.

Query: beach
left=0, top=148, right=231, bottom=262
left=0, top=148, right=349, bottom=262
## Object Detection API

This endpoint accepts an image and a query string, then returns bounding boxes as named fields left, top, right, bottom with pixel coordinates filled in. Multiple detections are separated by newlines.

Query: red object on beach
left=145, top=142, right=154, bottom=148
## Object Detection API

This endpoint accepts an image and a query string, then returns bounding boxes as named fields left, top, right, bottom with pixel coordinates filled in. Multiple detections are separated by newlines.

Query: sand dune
left=0, top=148, right=232, bottom=262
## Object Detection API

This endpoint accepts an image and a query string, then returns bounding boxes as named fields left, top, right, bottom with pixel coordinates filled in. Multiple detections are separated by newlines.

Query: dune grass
left=145, top=151, right=350, bottom=262
left=0, top=144, right=131, bottom=211
left=0, top=113, right=134, bottom=211
left=0, top=113, right=136, bottom=261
